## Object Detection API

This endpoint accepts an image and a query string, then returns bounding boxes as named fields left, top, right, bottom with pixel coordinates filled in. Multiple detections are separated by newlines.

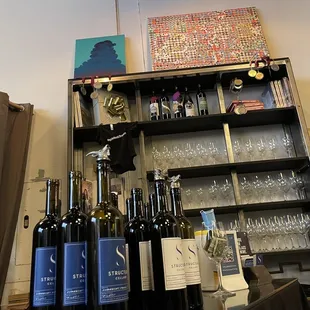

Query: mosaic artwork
left=148, top=7, right=269, bottom=71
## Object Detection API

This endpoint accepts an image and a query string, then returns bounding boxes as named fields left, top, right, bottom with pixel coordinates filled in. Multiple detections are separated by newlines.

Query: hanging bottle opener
left=80, top=77, right=87, bottom=95
left=90, top=76, right=99, bottom=99
left=107, top=75, right=113, bottom=92
left=94, top=76, right=103, bottom=90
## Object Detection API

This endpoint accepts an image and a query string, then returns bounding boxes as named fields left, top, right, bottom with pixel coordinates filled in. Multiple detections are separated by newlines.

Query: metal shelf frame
left=67, top=58, right=310, bottom=229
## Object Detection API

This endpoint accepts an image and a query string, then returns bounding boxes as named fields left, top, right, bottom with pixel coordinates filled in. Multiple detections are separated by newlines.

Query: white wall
left=1, top=0, right=310, bottom=305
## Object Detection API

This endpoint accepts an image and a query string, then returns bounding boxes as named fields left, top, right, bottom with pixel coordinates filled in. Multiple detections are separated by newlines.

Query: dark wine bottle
left=86, top=146, right=128, bottom=310
left=125, top=188, right=152, bottom=310
left=126, top=198, right=133, bottom=223
left=150, top=91, right=160, bottom=121
left=30, top=179, right=59, bottom=310
left=111, top=192, right=118, bottom=209
left=172, top=86, right=184, bottom=118
left=160, top=89, right=171, bottom=119
left=196, top=85, right=208, bottom=116
left=143, top=203, right=150, bottom=221
left=170, top=176, right=203, bottom=310
left=149, top=193, right=157, bottom=219
left=183, top=87, right=196, bottom=117
left=56, top=171, right=87, bottom=309
left=150, top=170, right=188, bottom=310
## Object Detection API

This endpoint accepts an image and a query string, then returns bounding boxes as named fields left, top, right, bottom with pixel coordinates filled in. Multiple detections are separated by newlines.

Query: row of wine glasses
left=183, top=178, right=235, bottom=209
left=232, top=133, right=294, bottom=162
left=239, top=171, right=306, bottom=204
left=151, top=141, right=227, bottom=172
left=246, top=214, right=310, bottom=253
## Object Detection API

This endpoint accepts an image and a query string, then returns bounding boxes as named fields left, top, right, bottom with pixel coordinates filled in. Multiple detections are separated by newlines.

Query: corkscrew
left=86, top=144, right=111, bottom=161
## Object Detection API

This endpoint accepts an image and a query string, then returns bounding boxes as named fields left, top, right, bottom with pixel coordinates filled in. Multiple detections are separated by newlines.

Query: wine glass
left=282, top=134, right=294, bottom=158
left=252, top=176, right=264, bottom=203
left=209, top=180, right=219, bottom=207
left=221, top=179, right=232, bottom=206
left=240, top=176, right=253, bottom=204
left=233, top=140, right=242, bottom=162
left=245, top=139, right=254, bottom=161
left=264, top=175, right=276, bottom=202
left=184, top=143, right=196, bottom=167
left=277, top=173, right=290, bottom=201
left=257, top=138, right=266, bottom=160
left=268, top=137, right=277, bottom=159
left=200, top=211, right=235, bottom=299
left=209, top=142, right=219, bottom=165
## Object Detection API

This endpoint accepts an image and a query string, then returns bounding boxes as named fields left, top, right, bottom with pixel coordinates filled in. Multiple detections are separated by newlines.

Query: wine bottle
left=170, top=176, right=203, bottom=310
left=125, top=188, right=152, bottom=310
left=172, top=86, right=184, bottom=118
left=149, top=193, right=157, bottom=219
left=160, top=89, right=171, bottom=119
left=183, top=87, right=196, bottom=117
left=126, top=198, right=133, bottom=223
left=56, top=172, right=87, bottom=309
left=196, top=85, right=208, bottom=116
left=144, top=203, right=150, bottom=221
left=30, top=179, right=59, bottom=309
left=55, top=179, right=61, bottom=217
left=150, top=170, right=188, bottom=310
left=111, top=192, right=118, bottom=209
left=150, top=91, right=160, bottom=121
left=86, top=146, right=128, bottom=310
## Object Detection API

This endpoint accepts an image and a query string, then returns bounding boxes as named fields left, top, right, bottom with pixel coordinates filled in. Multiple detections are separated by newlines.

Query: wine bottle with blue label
left=30, top=179, right=59, bottom=310
left=56, top=171, right=87, bottom=309
left=86, top=145, right=128, bottom=310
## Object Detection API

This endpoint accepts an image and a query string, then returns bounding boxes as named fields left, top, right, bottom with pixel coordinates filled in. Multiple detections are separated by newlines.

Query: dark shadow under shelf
left=147, top=157, right=309, bottom=180
left=73, top=107, right=296, bottom=146
left=183, top=199, right=310, bottom=217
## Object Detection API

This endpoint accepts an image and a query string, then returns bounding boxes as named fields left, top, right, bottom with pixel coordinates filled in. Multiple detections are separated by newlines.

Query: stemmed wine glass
left=233, top=140, right=242, bottom=162
left=221, top=179, right=232, bottom=206
left=264, top=175, right=276, bottom=202
left=268, top=137, right=277, bottom=159
left=257, top=138, right=266, bottom=160
left=209, top=142, right=219, bottom=165
left=282, top=134, right=294, bottom=158
left=252, top=176, right=264, bottom=203
left=277, top=173, right=290, bottom=201
left=209, top=180, right=219, bottom=207
left=240, top=177, right=253, bottom=204
left=200, top=210, right=235, bottom=299
left=245, top=139, right=254, bottom=161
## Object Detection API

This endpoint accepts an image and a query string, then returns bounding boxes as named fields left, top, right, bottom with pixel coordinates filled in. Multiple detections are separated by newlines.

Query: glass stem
left=217, top=262, right=225, bottom=291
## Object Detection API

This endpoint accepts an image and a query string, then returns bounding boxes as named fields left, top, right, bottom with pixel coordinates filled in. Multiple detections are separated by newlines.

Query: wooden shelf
left=147, top=157, right=309, bottom=181
left=183, top=199, right=310, bottom=217
left=73, top=107, right=296, bottom=145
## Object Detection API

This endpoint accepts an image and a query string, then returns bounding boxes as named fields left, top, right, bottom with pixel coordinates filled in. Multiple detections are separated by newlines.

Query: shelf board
left=73, top=107, right=296, bottom=145
left=147, top=157, right=309, bottom=181
left=254, top=248, right=310, bottom=256
left=73, top=124, right=140, bottom=146
left=183, top=199, right=310, bottom=217
left=225, top=106, right=296, bottom=129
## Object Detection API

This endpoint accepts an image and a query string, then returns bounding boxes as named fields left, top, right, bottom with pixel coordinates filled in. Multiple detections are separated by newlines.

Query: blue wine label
left=63, top=242, right=87, bottom=306
left=33, top=247, right=56, bottom=307
left=98, top=238, right=128, bottom=305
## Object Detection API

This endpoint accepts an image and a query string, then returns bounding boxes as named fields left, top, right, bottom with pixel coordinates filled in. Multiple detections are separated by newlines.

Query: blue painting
left=74, top=35, right=126, bottom=78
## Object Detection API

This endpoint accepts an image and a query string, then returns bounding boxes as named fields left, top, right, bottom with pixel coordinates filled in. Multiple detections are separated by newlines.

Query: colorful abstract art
left=148, top=7, right=269, bottom=71
left=74, top=35, right=126, bottom=78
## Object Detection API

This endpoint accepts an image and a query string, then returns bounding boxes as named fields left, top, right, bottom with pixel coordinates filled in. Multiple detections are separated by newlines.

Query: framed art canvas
left=74, top=35, right=126, bottom=78
left=148, top=7, right=269, bottom=71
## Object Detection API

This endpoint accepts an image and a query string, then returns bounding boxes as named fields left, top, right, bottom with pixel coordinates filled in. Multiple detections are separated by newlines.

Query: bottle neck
left=126, top=198, right=133, bottom=221
left=170, top=187, right=184, bottom=217
left=97, top=160, right=111, bottom=204
left=155, top=180, right=168, bottom=212
left=69, top=174, right=82, bottom=210
left=149, top=193, right=157, bottom=217
left=132, top=194, right=143, bottom=218
left=46, top=181, right=56, bottom=216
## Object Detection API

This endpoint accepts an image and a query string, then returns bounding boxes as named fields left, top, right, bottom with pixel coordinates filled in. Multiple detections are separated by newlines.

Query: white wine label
left=199, top=99, right=208, bottom=111
left=150, top=102, right=159, bottom=115
left=182, top=239, right=201, bottom=285
left=139, top=241, right=152, bottom=291
left=185, top=103, right=195, bottom=116
left=126, top=243, right=130, bottom=292
left=149, top=241, right=155, bottom=291
left=161, top=237, right=186, bottom=291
